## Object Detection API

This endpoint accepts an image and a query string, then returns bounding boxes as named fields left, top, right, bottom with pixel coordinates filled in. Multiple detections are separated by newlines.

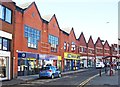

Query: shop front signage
left=39, top=54, right=58, bottom=60
left=18, top=52, right=38, bottom=59
left=64, top=52, right=81, bottom=60
left=0, top=50, right=10, bottom=57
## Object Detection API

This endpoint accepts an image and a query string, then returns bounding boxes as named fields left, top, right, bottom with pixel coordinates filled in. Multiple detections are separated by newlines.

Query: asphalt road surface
left=2, top=68, right=104, bottom=87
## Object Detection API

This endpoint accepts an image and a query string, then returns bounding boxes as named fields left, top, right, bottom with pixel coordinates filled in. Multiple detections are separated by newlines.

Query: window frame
left=24, top=25, right=40, bottom=49
left=48, top=34, right=59, bottom=53
left=0, top=37, right=2, bottom=50
left=5, top=7, right=12, bottom=24
left=0, top=4, right=12, bottom=24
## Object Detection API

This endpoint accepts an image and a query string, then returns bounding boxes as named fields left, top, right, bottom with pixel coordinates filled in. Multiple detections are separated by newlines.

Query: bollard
left=99, top=69, right=101, bottom=77
left=110, top=65, right=112, bottom=76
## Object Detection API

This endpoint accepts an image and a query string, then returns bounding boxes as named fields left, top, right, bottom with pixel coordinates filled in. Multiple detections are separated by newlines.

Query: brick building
left=95, top=37, right=104, bottom=62
left=0, top=0, right=15, bottom=80
left=1, top=1, right=118, bottom=79
left=14, top=2, right=43, bottom=77
left=78, top=32, right=87, bottom=68
left=87, top=36, right=95, bottom=67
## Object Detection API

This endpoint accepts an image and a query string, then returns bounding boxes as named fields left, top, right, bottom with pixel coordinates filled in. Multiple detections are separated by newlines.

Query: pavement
left=1, top=68, right=87, bottom=86
left=86, top=70, right=120, bottom=87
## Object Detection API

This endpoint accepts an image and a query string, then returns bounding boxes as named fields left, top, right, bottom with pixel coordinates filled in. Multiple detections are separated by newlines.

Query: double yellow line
left=77, top=72, right=105, bottom=87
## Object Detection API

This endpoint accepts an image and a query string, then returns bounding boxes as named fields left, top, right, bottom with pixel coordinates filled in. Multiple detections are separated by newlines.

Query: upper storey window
left=24, top=25, right=41, bottom=49
left=71, top=42, right=76, bottom=51
left=0, top=5, right=12, bottom=24
left=48, top=34, right=59, bottom=52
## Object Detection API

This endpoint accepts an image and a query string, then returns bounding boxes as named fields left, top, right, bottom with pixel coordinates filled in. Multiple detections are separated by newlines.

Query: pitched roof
left=61, top=27, right=71, bottom=34
left=42, top=14, right=53, bottom=22
left=17, top=2, right=33, bottom=9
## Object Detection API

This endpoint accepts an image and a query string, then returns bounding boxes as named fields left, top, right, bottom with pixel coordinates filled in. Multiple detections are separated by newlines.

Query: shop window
left=0, top=5, right=12, bottom=24
left=0, top=57, right=7, bottom=78
left=48, top=34, right=59, bottom=52
left=24, top=25, right=40, bottom=49
left=0, top=38, right=2, bottom=49
left=18, top=58, right=39, bottom=76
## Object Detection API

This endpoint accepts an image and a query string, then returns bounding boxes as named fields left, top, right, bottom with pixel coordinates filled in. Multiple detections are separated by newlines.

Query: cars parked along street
left=39, top=66, right=61, bottom=79
left=96, top=62, right=105, bottom=69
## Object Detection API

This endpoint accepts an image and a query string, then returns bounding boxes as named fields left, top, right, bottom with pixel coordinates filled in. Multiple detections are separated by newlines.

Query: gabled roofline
left=104, top=40, right=110, bottom=48
left=69, top=27, right=77, bottom=40
left=78, top=32, right=87, bottom=44
left=88, top=35, right=94, bottom=47
left=48, top=14, right=61, bottom=31
left=60, top=29, right=69, bottom=36
left=16, top=2, right=44, bottom=23
left=88, top=35, right=94, bottom=44
left=95, top=37, right=103, bottom=47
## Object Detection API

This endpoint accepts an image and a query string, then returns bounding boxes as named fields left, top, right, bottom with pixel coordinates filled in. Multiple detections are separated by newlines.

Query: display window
left=0, top=57, right=8, bottom=78
left=18, top=58, right=40, bottom=76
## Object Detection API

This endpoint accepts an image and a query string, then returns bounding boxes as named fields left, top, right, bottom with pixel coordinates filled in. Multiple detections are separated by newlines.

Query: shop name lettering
left=67, top=54, right=76, bottom=58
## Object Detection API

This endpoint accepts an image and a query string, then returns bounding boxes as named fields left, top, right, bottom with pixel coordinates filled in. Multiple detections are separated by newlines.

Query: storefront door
left=0, top=57, right=9, bottom=80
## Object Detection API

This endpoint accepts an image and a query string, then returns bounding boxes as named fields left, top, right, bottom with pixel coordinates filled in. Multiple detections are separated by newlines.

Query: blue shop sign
left=18, top=52, right=38, bottom=59
left=18, top=53, right=26, bottom=58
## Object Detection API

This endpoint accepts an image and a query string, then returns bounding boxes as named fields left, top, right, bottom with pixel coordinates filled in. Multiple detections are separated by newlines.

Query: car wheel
left=58, top=73, right=61, bottom=78
left=51, top=74, right=54, bottom=79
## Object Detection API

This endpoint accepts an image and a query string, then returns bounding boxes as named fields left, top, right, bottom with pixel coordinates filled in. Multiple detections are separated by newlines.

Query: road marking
left=77, top=72, right=105, bottom=87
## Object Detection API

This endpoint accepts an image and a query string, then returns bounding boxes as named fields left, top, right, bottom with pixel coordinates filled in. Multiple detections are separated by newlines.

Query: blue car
left=39, top=66, right=61, bottom=79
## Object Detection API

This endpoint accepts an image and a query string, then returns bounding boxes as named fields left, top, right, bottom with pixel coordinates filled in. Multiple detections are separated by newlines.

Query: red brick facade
left=95, top=37, right=104, bottom=62
left=0, top=1, right=15, bottom=80
left=87, top=36, right=95, bottom=57
left=78, top=32, right=87, bottom=56
left=14, top=2, right=43, bottom=77
left=103, top=40, right=110, bottom=56
left=1, top=1, right=118, bottom=79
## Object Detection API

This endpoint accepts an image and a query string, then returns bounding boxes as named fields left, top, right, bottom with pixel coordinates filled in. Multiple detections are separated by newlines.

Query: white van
left=96, top=62, right=105, bottom=69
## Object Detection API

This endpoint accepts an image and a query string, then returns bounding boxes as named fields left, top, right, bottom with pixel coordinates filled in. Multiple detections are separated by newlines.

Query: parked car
left=96, top=62, right=105, bottom=69
left=117, top=62, right=120, bottom=70
left=39, top=66, right=61, bottom=79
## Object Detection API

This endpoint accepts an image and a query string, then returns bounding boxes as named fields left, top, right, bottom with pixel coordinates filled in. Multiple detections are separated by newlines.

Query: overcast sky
left=12, top=0, right=119, bottom=45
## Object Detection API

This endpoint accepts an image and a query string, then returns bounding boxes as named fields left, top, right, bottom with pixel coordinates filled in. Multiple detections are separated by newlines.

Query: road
left=3, top=68, right=104, bottom=87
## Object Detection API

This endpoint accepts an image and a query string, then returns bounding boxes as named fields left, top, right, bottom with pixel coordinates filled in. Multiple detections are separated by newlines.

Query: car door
left=53, top=67, right=58, bottom=77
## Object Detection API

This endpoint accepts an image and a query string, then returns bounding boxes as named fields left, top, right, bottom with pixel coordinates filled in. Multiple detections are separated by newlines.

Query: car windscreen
left=41, top=67, right=50, bottom=70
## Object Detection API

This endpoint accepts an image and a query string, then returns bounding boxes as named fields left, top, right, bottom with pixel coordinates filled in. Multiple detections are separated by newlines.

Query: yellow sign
left=64, top=52, right=81, bottom=60
left=26, top=58, right=36, bottom=60
left=58, top=56, right=62, bottom=60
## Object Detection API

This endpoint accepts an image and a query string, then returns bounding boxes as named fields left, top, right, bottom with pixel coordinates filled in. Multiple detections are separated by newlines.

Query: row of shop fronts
left=17, top=51, right=95, bottom=76
left=17, top=52, right=62, bottom=76
left=0, top=1, right=118, bottom=81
